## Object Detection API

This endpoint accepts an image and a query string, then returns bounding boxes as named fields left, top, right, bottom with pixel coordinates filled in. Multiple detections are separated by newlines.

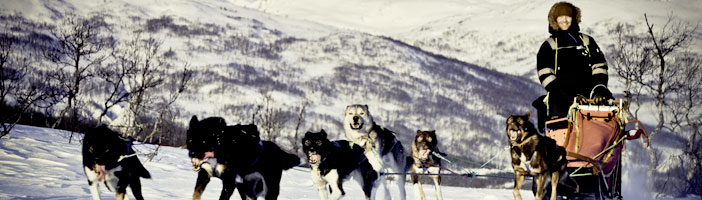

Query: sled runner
left=542, top=99, right=649, bottom=199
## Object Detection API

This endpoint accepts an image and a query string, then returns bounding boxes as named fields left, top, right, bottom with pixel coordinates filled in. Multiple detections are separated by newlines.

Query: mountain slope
left=2, top=0, right=542, bottom=163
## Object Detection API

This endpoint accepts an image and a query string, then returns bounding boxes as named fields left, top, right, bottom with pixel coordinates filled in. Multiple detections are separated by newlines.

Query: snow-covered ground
left=0, top=125, right=529, bottom=200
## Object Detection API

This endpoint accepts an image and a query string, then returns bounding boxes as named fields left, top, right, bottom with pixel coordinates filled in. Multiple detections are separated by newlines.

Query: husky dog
left=302, top=129, right=378, bottom=200
left=409, top=130, right=443, bottom=200
left=343, top=104, right=407, bottom=200
left=187, top=116, right=300, bottom=200
left=82, top=125, right=151, bottom=200
left=507, top=113, right=567, bottom=200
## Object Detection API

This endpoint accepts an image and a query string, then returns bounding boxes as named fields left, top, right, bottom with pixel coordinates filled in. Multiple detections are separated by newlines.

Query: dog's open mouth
left=94, top=164, right=106, bottom=181
left=308, top=153, right=322, bottom=165
left=350, top=122, right=363, bottom=130
left=191, top=152, right=215, bottom=171
left=509, top=131, right=519, bottom=141
left=417, top=149, right=431, bottom=161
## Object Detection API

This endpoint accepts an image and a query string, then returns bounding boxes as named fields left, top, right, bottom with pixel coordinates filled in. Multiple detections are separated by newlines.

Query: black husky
left=187, top=116, right=301, bottom=200
left=82, top=125, right=151, bottom=200
left=302, top=129, right=378, bottom=200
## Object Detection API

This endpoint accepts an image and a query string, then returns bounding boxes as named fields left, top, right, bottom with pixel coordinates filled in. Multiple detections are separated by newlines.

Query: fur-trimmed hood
left=548, top=2, right=581, bottom=34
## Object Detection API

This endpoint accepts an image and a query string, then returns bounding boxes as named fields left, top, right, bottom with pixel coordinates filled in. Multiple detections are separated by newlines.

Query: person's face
left=556, top=15, right=572, bottom=31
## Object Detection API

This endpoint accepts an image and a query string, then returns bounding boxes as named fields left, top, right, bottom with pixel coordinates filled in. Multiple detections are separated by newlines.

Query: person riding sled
left=533, top=1, right=613, bottom=132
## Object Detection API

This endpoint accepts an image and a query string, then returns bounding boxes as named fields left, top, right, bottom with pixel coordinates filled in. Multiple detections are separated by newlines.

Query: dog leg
left=396, top=173, right=407, bottom=200
left=324, top=170, right=343, bottom=200
left=193, top=170, right=211, bottom=200
left=115, top=192, right=126, bottom=200
left=89, top=180, right=101, bottom=200
left=115, top=172, right=130, bottom=200
left=85, top=167, right=102, bottom=200
left=428, top=167, right=442, bottom=200
left=410, top=166, right=424, bottom=200
left=394, top=173, right=407, bottom=200
left=364, top=150, right=383, bottom=172
left=311, top=167, right=329, bottom=200
left=219, top=174, right=237, bottom=200
left=130, top=177, right=145, bottom=200
left=535, top=174, right=547, bottom=200
left=375, top=174, right=392, bottom=200
left=412, top=179, right=425, bottom=200
left=550, top=171, right=559, bottom=200
left=513, top=173, right=525, bottom=200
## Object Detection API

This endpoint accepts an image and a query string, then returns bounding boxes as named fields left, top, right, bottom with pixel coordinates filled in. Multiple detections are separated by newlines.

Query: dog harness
left=376, top=125, right=401, bottom=156
left=512, top=134, right=539, bottom=174
left=521, top=151, right=537, bottom=173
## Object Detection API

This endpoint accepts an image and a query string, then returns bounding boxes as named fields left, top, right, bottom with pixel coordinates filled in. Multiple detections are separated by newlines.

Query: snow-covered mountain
left=1, top=0, right=547, bottom=161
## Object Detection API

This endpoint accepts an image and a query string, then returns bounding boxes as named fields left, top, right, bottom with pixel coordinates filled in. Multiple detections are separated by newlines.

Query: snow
left=0, top=124, right=530, bottom=200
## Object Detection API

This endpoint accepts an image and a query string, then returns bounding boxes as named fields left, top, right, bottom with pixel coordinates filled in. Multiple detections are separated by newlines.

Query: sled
left=541, top=99, right=650, bottom=200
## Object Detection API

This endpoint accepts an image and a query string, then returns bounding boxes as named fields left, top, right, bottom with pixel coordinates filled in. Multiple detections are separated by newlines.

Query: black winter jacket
left=536, top=26, right=608, bottom=118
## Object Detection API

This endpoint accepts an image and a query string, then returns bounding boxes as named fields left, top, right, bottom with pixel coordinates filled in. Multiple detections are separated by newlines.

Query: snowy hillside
left=1, top=0, right=544, bottom=163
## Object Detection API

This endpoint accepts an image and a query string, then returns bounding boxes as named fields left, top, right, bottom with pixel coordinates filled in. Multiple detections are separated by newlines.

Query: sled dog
left=344, top=104, right=407, bottom=199
left=507, top=113, right=567, bottom=200
left=187, top=116, right=300, bottom=200
left=83, top=125, right=151, bottom=200
left=302, top=129, right=378, bottom=200
left=409, top=130, right=443, bottom=200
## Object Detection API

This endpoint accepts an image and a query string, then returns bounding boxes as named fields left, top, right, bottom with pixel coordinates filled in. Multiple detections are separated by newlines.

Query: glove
left=591, top=86, right=613, bottom=105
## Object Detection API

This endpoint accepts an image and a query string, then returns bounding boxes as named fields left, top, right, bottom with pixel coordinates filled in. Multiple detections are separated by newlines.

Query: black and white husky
left=82, top=125, right=151, bottom=200
left=344, top=104, right=408, bottom=200
left=302, top=129, right=378, bottom=200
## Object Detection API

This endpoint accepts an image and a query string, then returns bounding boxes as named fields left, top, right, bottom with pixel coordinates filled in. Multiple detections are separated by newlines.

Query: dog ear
left=428, top=130, right=437, bottom=138
left=525, top=112, right=531, bottom=119
left=416, top=130, right=421, bottom=133
left=320, top=129, right=327, bottom=138
left=506, top=116, right=513, bottom=125
left=189, top=115, right=199, bottom=127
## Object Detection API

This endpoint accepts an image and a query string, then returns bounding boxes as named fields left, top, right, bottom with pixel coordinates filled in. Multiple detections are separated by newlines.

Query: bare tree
left=94, top=35, right=138, bottom=125
left=46, top=13, right=110, bottom=136
left=638, top=14, right=697, bottom=177
left=667, top=52, right=702, bottom=195
left=292, top=101, right=309, bottom=153
left=608, top=23, right=654, bottom=118
left=142, top=62, right=193, bottom=144
left=116, top=33, right=190, bottom=144
left=122, top=36, right=162, bottom=138
left=256, top=93, right=288, bottom=142
left=0, top=19, right=56, bottom=138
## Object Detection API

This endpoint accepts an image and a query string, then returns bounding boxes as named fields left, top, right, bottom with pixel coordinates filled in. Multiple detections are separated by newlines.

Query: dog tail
left=280, top=152, right=301, bottom=170
left=134, top=159, right=151, bottom=179
left=264, top=141, right=301, bottom=170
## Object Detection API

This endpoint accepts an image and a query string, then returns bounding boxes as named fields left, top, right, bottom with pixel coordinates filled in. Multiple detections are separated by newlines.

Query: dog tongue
left=191, top=151, right=215, bottom=171
left=309, top=154, right=321, bottom=164
left=418, top=149, right=430, bottom=159
left=95, top=164, right=106, bottom=182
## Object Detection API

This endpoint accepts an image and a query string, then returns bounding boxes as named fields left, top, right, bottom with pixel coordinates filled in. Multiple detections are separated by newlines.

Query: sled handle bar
left=625, top=120, right=650, bottom=148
